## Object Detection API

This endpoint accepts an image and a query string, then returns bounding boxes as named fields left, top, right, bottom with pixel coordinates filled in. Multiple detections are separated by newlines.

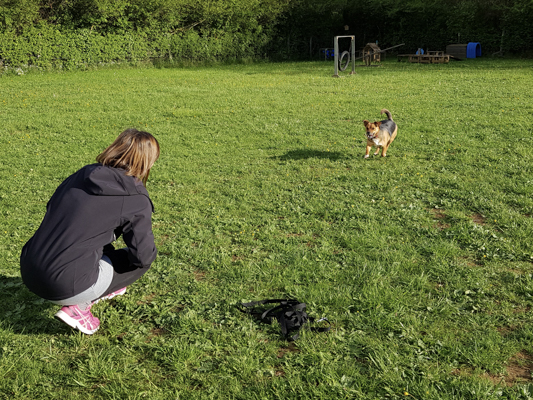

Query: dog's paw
left=364, top=154, right=369, bottom=159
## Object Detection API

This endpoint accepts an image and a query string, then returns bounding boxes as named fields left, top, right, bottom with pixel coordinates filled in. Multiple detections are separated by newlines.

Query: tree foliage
left=0, top=0, right=531, bottom=68
left=300, top=0, right=533, bottom=56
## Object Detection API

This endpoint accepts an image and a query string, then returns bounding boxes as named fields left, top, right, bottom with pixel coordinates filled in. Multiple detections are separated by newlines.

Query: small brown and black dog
left=363, top=109, right=398, bottom=158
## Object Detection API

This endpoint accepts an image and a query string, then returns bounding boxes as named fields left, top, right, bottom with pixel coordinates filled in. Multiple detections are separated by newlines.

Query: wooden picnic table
left=398, top=51, right=450, bottom=64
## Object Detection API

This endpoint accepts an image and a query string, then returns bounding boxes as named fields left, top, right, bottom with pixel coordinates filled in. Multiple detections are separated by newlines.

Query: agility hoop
left=332, top=36, right=356, bottom=77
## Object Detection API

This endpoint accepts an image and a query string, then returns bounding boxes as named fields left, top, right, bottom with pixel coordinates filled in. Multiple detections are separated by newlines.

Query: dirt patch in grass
left=506, top=268, right=525, bottom=275
left=451, top=368, right=459, bottom=375
left=157, top=234, right=170, bottom=246
left=305, top=234, right=320, bottom=248
left=429, top=208, right=450, bottom=230
left=497, top=325, right=518, bottom=336
left=485, top=352, right=533, bottom=386
left=137, top=292, right=157, bottom=305
left=231, top=254, right=243, bottom=262
left=434, top=220, right=450, bottom=230
left=461, top=256, right=483, bottom=267
left=504, top=352, right=533, bottom=384
left=146, top=327, right=168, bottom=343
left=513, top=306, right=531, bottom=314
left=277, top=343, right=299, bottom=359
left=193, top=269, right=206, bottom=281
left=274, top=369, right=285, bottom=377
left=454, top=352, right=533, bottom=386
left=471, top=213, right=486, bottom=225
left=150, top=327, right=167, bottom=336
left=430, top=208, right=446, bottom=220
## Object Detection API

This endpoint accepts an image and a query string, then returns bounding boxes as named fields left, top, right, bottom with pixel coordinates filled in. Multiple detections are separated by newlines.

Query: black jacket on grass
left=20, top=163, right=157, bottom=301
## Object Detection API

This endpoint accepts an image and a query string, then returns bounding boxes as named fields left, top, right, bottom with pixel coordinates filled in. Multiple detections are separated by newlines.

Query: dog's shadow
left=273, top=149, right=346, bottom=162
left=0, top=275, right=69, bottom=335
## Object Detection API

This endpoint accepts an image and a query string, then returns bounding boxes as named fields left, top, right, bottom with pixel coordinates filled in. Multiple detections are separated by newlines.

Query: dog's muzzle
left=366, top=132, right=376, bottom=139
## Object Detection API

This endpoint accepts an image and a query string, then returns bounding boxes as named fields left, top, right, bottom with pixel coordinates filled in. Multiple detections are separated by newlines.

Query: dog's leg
left=374, top=146, right=382, bottom=156
left=390, top=127, right=398, bottom=144
left=381, top=143, right=389, bottom=157
left=364, top=143, right=372, bottom=158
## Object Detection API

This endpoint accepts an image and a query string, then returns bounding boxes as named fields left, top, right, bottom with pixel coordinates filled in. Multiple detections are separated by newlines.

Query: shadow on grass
left=274, top=149, right=346, bottom=161
left=0, top=275, right=68, bottom=335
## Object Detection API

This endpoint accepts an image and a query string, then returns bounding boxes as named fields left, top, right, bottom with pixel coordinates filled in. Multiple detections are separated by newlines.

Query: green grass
left=1, top=58, right=533, bottom=399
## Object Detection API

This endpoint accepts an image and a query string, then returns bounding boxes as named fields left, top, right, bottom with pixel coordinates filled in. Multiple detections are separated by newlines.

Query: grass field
left=1, top=58, right=533, bottom=399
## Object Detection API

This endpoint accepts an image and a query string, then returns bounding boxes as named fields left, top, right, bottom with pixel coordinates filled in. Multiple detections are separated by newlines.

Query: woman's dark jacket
left=20, top=163, right=157, bottom=301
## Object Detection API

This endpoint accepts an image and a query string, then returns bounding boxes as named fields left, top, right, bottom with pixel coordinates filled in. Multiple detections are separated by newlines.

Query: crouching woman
left=20, top=129, right=160, bottom=334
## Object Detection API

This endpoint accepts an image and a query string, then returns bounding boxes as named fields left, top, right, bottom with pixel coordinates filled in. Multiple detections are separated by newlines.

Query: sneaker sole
left=55, top=310, right=99, bottom=335
left=93, top=287, right=127, bottom=305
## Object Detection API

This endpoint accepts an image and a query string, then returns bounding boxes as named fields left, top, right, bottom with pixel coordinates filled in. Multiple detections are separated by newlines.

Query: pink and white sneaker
left=55, top=304, right=100, bottom=335
left=93, top=287, right=127, bottom=304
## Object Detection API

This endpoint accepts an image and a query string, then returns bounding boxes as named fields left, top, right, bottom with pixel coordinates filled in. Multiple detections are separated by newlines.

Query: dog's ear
left=375, top=121, right=382, bottom=128
left=363, top=120, right=370, bottom=127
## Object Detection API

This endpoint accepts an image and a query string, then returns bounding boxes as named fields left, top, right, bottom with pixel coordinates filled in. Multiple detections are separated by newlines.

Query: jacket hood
left=83, top=164, right=152, bottom=206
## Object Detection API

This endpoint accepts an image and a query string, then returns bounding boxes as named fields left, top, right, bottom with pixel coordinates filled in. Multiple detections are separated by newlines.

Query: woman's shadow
left=0, top=275, right=70, bottom=335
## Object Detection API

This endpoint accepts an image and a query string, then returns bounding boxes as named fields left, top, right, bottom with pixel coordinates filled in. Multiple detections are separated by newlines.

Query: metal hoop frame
left=333, top=35, right=356, bottom=77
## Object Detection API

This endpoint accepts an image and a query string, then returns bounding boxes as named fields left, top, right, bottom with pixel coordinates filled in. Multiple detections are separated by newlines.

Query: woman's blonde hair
left=96, top=129, right=160, bottom=185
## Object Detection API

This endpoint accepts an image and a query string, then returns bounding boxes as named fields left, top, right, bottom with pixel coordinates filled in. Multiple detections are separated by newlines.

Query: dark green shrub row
left=0, top=0, right=284, bottom=68
left=0, top=25, right=270, bottom=69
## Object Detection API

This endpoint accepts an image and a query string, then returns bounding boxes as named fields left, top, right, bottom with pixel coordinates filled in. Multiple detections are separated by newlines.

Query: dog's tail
left=381, top=109, right=393, bottom=121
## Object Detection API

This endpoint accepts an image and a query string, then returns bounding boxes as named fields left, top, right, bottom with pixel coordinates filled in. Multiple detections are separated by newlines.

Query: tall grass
left=1, top=58, right=532, bottom=399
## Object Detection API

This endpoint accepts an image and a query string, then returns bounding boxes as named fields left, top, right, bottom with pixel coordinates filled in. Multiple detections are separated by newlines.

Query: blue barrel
left=467, top=42, right=481, bottom=58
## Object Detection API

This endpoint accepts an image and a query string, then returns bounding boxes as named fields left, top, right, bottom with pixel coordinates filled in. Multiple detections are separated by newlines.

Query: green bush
left=0, top=25, right=271, bottom=70
left=0, top=0, right=290, bottom=69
